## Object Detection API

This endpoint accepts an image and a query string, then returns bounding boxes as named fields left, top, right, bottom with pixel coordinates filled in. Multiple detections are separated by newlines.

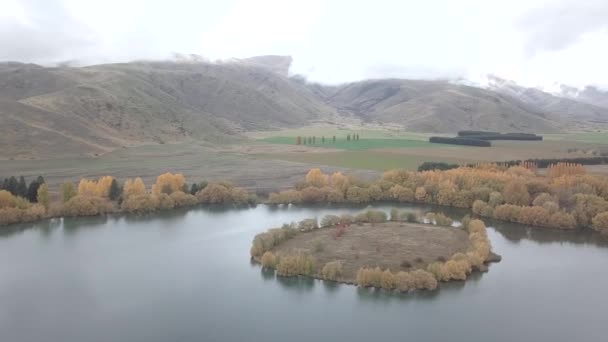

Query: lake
left=1, top=204, right=607, bottom=342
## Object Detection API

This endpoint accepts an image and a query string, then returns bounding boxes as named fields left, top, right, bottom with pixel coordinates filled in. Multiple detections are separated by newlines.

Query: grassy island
left=251, top=210, right=500, bottom=292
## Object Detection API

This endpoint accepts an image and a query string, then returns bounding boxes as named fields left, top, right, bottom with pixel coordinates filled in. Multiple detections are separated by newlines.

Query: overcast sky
left=2, top=0, right=608, bottom=89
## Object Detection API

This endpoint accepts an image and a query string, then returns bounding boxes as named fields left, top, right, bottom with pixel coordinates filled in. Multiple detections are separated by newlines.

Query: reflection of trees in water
left=62, top=216, right=109, bottom=235
left=260, top=268, right=275, bottom=281
left=356, top=286, right=441, bottom=303
left=275, top=275, right=315, bottom=292
left=321, top=279, right=340, bottom=294
left=489, top=219, right=608, bottom=247
left=0, top=217, right=61, bottom=237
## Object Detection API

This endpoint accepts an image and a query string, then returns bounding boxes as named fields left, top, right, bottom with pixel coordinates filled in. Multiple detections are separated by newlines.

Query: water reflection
left=489, top=219, right=608, bottom=247
left=275, top=275, right=315, bottom=292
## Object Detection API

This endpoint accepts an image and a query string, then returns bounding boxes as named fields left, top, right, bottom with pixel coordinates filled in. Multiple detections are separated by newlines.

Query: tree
left=109, top=179, right=122, bottom=200
left=37, top=183, right=50, bottom=212
left=26, top=178, right=42, bottom=202
left=503, top=180, right=530, bottom=206
left=332, top=136, right=336, bottom=143
left=17, top=176, right=27, bottom=197
left=152, top=172, right=186, bottom=195
left=305, top=168, right=327, bottom=187
left=123, top=178, right=146, bottom=199
left=60, top=182, right=77, bottom=203
left=312, top=136, right=316, bottom=144
left=5, top=176, right=18, bottom=195
left=347, top=134, right=351, bottom=141
left=592, top=212, right=608, bottom=234
left=321, top=136, right=325, bottom=143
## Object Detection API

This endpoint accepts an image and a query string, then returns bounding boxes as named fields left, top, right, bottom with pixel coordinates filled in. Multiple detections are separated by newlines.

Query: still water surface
left=1, top=204, right=607, bottom=342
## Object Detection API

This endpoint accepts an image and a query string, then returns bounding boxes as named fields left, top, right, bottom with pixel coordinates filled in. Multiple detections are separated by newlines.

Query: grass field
left=259, top=136, right=436, bottom=150
left=255, top=151, right=464, bottom=171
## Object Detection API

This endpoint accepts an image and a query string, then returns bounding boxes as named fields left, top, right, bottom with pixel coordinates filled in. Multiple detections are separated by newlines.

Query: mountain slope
left=0, top=59, right=339, bottom=158
left=486, top=75, right=608, bottom=128
left=316, top=79, right=560, bottom=133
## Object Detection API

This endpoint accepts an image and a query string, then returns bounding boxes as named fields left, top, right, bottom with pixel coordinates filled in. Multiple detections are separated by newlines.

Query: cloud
left=519, top=0, right=608, bottom=55
left=0, top=0, right=99, bottom=62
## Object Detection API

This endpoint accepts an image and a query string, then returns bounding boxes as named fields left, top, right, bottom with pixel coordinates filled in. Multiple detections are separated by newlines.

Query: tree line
left=251, top=210, right=496, bottom=292
left=0, top=173, right=257, bottom=226
left=295, top=133, right=360, bottom=145
left=267, top=164, right=608, bottom=235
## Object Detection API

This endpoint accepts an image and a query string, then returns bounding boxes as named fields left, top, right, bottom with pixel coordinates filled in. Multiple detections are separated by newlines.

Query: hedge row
left=500, top=156, right=608, bottom=168
left=429, top=137, right=492, bottom=147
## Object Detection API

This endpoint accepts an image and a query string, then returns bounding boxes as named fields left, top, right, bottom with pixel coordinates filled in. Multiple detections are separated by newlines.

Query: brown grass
left=269, top=222, right=471, bottom=283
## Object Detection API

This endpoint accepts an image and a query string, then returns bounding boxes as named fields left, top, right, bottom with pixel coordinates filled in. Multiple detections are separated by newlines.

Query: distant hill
left=2, top=57, right=607, bottom=159
left=313, top=79, right=560, bottom=133
left=485, top=75, right=608, bottom=128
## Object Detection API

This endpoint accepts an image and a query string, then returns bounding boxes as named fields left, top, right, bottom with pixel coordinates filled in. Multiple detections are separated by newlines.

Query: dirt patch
left=270, top=222, right=471, bottom=282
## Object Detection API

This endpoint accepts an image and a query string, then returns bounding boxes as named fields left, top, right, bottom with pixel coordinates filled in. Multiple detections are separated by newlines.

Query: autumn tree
left=305, top=168, right=327, bottom=187
left=152, top=172, right=186, bottom=195
left=503, top=180, right=530, bottom=206
left=60, top=182, right=77, bottom=203
left=123, top=178, right=147, bottom=199
left=36, top=184, right=50, bottom=212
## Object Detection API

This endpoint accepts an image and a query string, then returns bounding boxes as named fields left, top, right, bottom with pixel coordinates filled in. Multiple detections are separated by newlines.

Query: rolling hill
left=1, top=56, right=607, bottom=159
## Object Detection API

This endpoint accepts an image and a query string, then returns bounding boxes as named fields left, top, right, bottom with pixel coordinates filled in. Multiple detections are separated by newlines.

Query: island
left=251, top=209, right=500, bottom=292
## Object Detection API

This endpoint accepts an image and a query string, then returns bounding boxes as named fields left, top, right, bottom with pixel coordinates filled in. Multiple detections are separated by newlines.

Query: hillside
left=3, top=57, right=608, bottom=159
left=485, top=75, right=608, bottom=129
left=0, top=59, right=338, bottom=159
left=315, top=79, right=560, bottom=133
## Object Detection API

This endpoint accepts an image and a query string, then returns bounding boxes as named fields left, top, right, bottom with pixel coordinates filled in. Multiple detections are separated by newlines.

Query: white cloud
left=1, top=0, right=607, bottom=89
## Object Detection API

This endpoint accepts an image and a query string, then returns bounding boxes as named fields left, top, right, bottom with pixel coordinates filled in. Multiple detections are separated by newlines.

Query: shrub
left=121, top=194, right=160, bottom=213
left=472, top=200, right=493, bottom=217
left=276, top=254, right=316, bottom=277
left=261, top=251, right=277, bottom=268
left=592, top=212, right=608, bottom=234
left=390, top=185, right=414, bottom=202
left=321, top=261, right=343, bottom=281
left=401, top=212, right=418, bottom=223
left=410, top=269, right=438, bottom=290
left=345, top=186, right=371, bottom=203
left=301, top=186, right=326, bottom=203
left=60, top=182, right=77, bottom=203
left=298, top=218, right=318, bottom=231
left=170, top=191, right=198, bottom=207
left=339, top=214, right=354, bottom=224
left=355, top=209, right=388, bottom=223
left=390, top=208, right=400, bottom=221
left=488, top=191, right=504, bottom=207
left=63, top=195, right=114, bottom=216
left=250, top=226, right=298, bottom=257
left=268, top=190, right=303, bottom=204
left=548, top=211, right=577, bottom=229
left=380, top=269, right=396, bottom=289
left=434, top=213, right=453, bottom=226
left=320, top=215, right=341, bottom=227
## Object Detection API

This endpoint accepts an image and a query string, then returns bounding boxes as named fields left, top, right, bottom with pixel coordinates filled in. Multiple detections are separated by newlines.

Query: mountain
left=313, top=78, right=559, bottom=133
left=2, top=56, right=607, bottom=159
left=484, top=75, right=608, bottom=128
left=557, top=84, right=608, bottom=110
left=0, top=59, right=338, bottom=159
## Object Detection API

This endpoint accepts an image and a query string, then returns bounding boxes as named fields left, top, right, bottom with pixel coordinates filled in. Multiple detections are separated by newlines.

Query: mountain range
left=1, top=55, right=607, bottom=159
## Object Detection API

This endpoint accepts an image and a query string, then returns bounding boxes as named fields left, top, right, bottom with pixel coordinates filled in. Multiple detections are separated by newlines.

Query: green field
left=260, top=137, right=436, bottom=150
